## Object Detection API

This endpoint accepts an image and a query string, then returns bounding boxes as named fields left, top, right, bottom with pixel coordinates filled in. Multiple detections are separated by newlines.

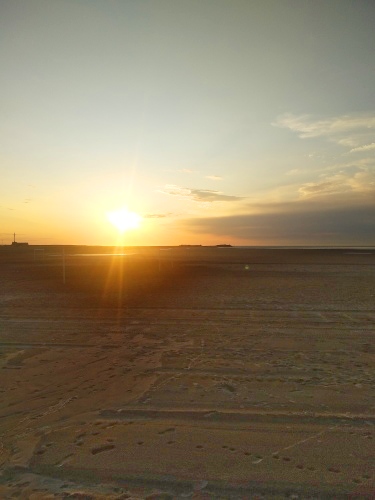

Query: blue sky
left=1, top=0, right=374, bottom=245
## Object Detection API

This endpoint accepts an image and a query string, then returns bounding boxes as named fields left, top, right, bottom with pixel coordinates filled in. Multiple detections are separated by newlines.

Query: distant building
left=11, top=241, right=29, bottom=247
left=11, top=233, right=28, bottom=247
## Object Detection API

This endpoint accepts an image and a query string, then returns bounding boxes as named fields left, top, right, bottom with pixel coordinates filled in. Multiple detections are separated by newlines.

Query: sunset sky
left=1, top=0, right=374, bottom=246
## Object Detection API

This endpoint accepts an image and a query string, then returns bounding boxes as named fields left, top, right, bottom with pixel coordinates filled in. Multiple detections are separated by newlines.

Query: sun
left=106, top=208, right=142, bottom=232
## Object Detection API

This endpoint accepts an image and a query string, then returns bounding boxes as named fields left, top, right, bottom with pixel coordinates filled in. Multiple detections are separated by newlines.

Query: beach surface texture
left=0, top=247, right=374, bottom=498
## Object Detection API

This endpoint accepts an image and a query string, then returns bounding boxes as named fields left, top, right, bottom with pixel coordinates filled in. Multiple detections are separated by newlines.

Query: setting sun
left=106, top=208, right=142, bottom=233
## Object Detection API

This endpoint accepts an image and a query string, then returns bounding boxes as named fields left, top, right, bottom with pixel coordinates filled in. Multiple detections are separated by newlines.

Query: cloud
left=190, top=189, right=242, bottom=202
left=299, top=180, right=340, bottom=196
left=143, top=213, right=173, bottom=218
left=350, top=142, right=375, bottom=153
left=181, top=198, right=375, bottom=245
left=285, top=168, right=300, bottom=176
left=205, top=175, right=222, bottom=180
left=273, top=113, right=375, bottom=150
left=298, top=166, right=375, bottom=198
left=159, top=184, right=243, bottom=202
left=346, top=168, right=375, bottom=192
left=159, top=184, right=191, bottom=197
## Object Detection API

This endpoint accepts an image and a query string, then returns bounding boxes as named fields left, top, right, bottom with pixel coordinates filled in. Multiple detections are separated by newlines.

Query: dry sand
left=0, top=247, right=374, bottom=499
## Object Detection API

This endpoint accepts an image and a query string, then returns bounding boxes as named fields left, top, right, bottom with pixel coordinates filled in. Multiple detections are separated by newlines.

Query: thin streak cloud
left=350, top=143, right=375, bottom=153
left=143, top=213, right=173, bottom=218
left=298, top=167, right=375, bottom=198
left=273, top=113, right=375, bottom=150
left=159, top=184, right=243, bottom=202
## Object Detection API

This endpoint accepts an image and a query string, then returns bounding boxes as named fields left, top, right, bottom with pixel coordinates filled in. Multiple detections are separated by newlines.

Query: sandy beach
left=0, top=247, right=374, bottom=498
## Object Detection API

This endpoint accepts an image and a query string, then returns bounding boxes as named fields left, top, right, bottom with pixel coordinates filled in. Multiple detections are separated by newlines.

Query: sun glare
left=106, top=208, right=142, bottom=232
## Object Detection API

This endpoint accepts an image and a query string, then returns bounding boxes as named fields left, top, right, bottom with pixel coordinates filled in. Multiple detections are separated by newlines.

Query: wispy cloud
left=143, top=213, right=173, bottom=218
left=190, top=189, right=242, bottom=202
left=299, top=180, right=340, bottom=196
left=285, top=168, right=300, bottom=176
left=273, top=113, right=375, bottom=150
left=159, top=184, right=191, bottom=197
left=298, top=166, right=375, bottom=198
left=350, top=142, right=375, bottom=153
left=205, top=175, right=222, bottom=181
left=159, top=184, right=243, bottom=202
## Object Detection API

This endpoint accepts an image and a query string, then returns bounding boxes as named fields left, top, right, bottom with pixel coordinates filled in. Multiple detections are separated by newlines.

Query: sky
left=1, top=0, right=374, bottom=246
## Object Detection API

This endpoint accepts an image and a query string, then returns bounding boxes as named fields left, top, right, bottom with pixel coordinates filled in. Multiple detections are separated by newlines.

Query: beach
left=0, top=247, right=374, bottom=498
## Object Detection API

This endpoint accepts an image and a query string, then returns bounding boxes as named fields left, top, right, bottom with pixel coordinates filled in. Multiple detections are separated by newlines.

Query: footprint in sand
left=158, top=427, right=175, bottom=435
left=91, top=444, right=116, bottom=455
left=328, top=467, right=340, bottom=473
left=56, top=453, right=74, bottom=467
left=35, top=448, right=47, bottom=455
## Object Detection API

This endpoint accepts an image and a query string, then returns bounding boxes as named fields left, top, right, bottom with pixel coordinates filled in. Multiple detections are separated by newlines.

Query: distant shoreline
left=1, top=244, right=375, bottom=250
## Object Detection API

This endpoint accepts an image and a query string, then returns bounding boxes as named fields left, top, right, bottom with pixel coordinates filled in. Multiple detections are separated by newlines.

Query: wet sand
left=0, top=247, right=374, bottom=498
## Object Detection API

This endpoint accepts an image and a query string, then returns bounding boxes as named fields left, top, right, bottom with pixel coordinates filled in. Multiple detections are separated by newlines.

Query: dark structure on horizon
left=11, top=233, right=28, bottom=247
